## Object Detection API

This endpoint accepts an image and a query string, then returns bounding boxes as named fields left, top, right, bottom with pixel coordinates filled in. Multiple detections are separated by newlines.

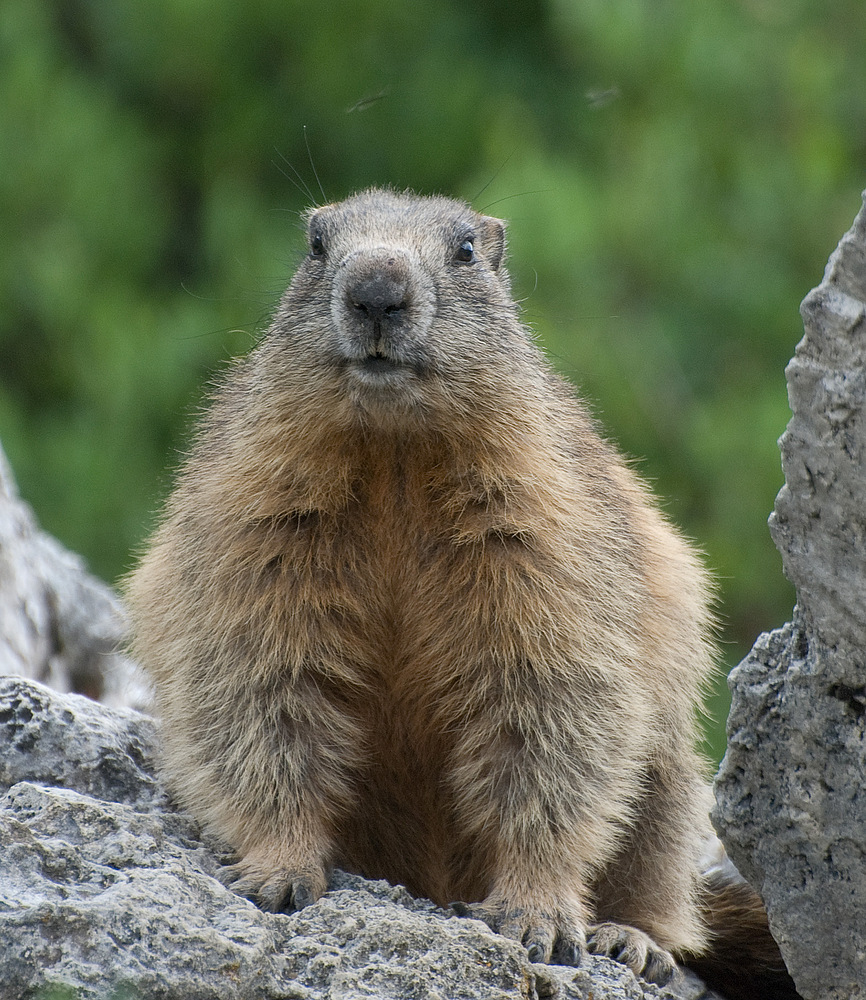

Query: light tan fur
left=127, top=189, right=723, bottom=984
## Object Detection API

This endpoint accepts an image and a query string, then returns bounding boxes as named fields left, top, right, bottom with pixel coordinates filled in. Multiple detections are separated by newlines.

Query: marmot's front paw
left=451, top=899, right=585, bottom=966
left=217, top=851, right=327, bottom=913
left=587, top=921, right=676, bottom=985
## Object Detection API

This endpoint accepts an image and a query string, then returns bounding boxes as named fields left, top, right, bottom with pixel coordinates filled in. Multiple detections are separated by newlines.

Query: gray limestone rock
left=0, top=443, right=148, bottom=710
left=0, top=675, right=712, bottom=1000
left=713, top=194, right=866, bottom=1000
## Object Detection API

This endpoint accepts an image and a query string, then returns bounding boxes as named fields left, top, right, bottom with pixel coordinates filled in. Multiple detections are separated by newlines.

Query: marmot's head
left=267, top=190, right=544, bottom=434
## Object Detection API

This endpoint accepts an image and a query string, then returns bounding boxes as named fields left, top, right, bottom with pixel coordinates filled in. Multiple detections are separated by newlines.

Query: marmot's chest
left=281, top=486, right=554, bottom=682
left=303, top=485, right=531, bottom=598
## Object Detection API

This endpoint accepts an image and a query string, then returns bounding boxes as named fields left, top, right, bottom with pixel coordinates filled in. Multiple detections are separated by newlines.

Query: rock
left=0, top=442, right=148, bottom=710
left=713, top=193, right=866, bottom=1000
left=0, top=676, right=714, bottom=1000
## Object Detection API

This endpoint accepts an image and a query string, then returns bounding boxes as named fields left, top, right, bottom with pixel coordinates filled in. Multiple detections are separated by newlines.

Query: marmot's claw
left=551, top=936, right=583, bottom=967
left=217, top=862, right=324, bottom=913
left=216, top=862, right=245, bottom=888
left=587, top=922, right=676, bottom=985
left=451, top=898, right=585, bottom=968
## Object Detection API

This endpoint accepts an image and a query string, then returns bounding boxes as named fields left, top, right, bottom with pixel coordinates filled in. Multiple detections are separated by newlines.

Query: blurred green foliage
left=2, top=0, right=864, bottom=761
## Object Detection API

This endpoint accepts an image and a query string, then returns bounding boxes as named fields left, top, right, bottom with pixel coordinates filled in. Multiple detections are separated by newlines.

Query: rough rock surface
left=0, top=676, right=714, bottom=1000
left=713, top=194, right=866, bottom=1000
left=0, top=442, right=147, bottom=710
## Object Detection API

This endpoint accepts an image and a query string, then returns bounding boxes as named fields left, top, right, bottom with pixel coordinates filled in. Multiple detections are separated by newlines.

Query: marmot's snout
left=331, top=247, right=435, bottom=380
left=347, top=257, right=409, bottom=328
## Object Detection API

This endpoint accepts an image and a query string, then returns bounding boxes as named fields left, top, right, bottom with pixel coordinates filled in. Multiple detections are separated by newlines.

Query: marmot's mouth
left=337, top=350, right=428, bottom=389
left=344, top=352, right=428, bottom=387
left=358, top=353, right=404, bottom=375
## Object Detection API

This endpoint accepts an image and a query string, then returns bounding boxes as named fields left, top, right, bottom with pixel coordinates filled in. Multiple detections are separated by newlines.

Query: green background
left=3, top=0, right=864, bottom=761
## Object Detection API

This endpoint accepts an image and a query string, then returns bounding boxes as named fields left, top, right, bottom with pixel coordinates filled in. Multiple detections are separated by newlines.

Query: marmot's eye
left=309, top=230, right=326, bottom=258
left=454, top=239, right=475, bottom=264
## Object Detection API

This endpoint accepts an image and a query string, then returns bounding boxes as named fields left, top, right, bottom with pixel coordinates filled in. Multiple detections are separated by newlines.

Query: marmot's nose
left=347, top=268, right=408, bottom=324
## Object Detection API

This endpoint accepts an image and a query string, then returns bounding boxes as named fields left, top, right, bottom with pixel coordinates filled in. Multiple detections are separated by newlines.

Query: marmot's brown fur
left=127, top=189, right=796, bottom=995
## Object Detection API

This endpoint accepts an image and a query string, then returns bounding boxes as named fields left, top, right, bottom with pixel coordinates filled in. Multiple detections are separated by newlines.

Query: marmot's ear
left=480, top=217, right=507, bottom=272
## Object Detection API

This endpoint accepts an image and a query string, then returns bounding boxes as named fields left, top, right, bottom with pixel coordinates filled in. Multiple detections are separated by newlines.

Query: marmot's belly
left=332, top=720, right=491, bottom=905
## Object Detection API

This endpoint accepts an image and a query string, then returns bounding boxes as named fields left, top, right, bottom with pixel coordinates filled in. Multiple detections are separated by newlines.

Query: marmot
left=127, top=189, right=797, bottom=997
